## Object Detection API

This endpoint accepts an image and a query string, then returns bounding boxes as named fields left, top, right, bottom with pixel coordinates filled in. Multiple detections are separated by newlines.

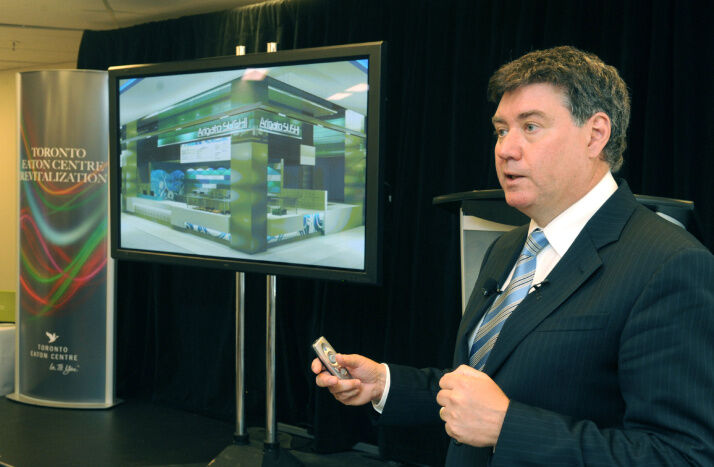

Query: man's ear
left=586, top=112, right=611, bottom=159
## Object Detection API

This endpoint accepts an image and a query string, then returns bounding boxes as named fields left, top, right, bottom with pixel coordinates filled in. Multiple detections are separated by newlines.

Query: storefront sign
left=158, top=110, right=303, bottom=147
left=258, top=114, right=302, bottom=138
left=196, top=116, right=249, bottom=138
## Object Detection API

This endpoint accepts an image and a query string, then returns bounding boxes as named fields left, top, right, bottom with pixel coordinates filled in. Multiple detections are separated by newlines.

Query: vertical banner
left=9, top=70, right=116, bottom=408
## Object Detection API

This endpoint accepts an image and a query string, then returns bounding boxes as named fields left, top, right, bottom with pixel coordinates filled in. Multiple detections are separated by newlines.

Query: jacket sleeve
left=377, top=363, right=448, bottom=426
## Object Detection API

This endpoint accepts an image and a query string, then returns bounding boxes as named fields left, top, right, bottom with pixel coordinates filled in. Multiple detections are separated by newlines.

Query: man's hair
left=487, top=46, right=630, bottom=172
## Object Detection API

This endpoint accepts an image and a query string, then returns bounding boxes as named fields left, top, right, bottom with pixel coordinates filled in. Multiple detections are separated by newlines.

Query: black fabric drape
left=78, top=0, right=713, bottom=465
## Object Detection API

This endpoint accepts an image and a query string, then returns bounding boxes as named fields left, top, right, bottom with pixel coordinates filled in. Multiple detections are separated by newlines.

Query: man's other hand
left=437, top=365, right=509, bottom=447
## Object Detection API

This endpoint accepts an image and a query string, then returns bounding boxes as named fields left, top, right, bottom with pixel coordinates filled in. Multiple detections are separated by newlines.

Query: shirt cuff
left=371, top=363, right=391, bottom=414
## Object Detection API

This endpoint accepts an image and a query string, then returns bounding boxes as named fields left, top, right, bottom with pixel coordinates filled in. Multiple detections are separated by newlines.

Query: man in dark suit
left=312, top=46, right=714, bottom=465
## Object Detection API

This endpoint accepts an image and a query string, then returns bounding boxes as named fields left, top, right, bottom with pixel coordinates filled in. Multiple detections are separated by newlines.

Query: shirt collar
left=529, top=172, right=618, bottom=258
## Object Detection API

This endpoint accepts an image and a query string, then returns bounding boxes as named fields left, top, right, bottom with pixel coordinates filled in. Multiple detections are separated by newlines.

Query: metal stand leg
left=234, top=272, right=249, bottom=445
left=209, top=272, right=263, bottom=466
left=262, top=275, right=302, bottom=467
left=265, top=274, right=277, bottom=446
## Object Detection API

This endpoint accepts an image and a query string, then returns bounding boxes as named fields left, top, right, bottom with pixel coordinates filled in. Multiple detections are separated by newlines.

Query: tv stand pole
left=258, top=40, right=301, bottom=466
left=234, top=272, right=249, bottom=445
left=233, top=44, right=249, bottom=449
left=210, top=270, right=262, bottom=466
left=263, top=274, right=302, bottom=466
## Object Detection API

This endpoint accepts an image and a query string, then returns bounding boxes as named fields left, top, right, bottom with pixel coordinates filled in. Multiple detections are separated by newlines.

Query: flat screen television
left=108, top=42, right=385, bottom=284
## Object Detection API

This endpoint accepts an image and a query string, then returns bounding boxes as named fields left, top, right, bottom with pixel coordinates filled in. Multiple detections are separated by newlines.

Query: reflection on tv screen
left=117, top=58, right=370, bottom=271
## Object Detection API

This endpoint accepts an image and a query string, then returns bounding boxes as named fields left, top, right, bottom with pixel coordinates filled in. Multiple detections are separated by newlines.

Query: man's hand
left=436, top=365, right=509, bottom=447
left=311, top=353, right=386, bottom=406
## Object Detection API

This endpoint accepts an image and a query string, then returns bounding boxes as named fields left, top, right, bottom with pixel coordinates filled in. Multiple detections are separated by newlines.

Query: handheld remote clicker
left=312, top=336, right=351, bottom=379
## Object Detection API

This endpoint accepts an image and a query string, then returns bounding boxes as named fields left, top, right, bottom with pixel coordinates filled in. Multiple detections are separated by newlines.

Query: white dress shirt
left=373, top=172, right=618, bottom=413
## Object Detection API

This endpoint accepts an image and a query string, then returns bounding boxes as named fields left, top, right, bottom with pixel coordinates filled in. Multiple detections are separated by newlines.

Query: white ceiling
left=119, top=61, right=369, bottom=125
left=0, top=0, right=266, bottom=72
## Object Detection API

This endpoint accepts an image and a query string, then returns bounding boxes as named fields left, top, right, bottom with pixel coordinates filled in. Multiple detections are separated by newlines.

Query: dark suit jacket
left=379, top=182, right=714, bottom=466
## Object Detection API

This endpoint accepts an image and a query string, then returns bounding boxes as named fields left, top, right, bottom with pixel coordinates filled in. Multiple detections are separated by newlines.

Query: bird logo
left=45, top=332, right=59, bottom=343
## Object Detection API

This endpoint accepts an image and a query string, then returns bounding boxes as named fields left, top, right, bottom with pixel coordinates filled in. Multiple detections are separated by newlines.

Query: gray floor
left=121, top=212, right=366, bottom=270
left=0, top=397, right=395, bottom=467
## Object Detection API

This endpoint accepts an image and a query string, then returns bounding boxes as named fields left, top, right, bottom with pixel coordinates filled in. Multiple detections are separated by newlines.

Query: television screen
left=108, top=42, right=384, bottom=283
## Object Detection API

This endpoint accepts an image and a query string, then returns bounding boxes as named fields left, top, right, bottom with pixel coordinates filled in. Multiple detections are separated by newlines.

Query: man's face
left=491, top=83, right=607, bottom=226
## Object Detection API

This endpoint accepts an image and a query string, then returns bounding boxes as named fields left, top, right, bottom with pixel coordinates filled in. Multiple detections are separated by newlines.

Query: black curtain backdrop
left=78, top=0, right=713, bottom=465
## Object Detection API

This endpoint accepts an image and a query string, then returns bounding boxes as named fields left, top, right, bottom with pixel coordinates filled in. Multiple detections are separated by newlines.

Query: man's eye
left=493, top=128, right=507, bottom=137
left=525, top=123, right=538, bottom=132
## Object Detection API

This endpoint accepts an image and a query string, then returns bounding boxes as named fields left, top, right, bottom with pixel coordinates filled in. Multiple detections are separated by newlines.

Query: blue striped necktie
left=469, top=229, right=549, bottom=370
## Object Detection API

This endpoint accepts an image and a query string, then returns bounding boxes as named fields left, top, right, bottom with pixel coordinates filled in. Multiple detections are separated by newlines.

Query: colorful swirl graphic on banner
left=18, top=118, right=108, bottom=317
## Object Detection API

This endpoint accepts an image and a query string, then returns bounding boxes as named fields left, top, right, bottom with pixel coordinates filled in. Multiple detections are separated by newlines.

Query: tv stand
left=210, top=273, right=303, bottom=467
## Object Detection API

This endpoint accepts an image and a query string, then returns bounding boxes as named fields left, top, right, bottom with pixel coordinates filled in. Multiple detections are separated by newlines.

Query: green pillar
left=344, top=134, right=366, bottom=208
left=227, top=79, right=271, bottom=253
left=230, top=140, right=268, bottom=253
left=121, top=121, right=138, bottom=209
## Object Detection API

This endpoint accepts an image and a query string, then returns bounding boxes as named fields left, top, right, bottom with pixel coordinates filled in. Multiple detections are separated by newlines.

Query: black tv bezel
left=108, top=41, right=385, bottom=284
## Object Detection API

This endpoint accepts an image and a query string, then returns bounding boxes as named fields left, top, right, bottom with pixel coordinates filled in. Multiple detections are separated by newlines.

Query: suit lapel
left=482, top=234, right=603, bottom=375
left=453, top=226, right=527, bottom=366
left=480, top=181, right=639, bottom=376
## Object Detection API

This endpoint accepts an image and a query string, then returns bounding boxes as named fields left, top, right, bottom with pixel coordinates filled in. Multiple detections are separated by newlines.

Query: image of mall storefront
left=119, top=74, right=366, bottom=255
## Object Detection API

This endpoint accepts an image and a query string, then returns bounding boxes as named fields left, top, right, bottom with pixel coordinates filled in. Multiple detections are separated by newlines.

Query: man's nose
left=495, top=131, right=522, bottom=160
